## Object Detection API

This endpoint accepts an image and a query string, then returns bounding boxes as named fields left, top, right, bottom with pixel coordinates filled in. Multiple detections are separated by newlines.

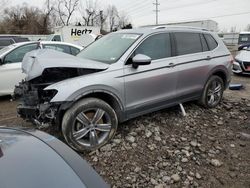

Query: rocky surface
left=81, top=98, right=250, bottom=188
left=0, top=75, right=250, bottom=188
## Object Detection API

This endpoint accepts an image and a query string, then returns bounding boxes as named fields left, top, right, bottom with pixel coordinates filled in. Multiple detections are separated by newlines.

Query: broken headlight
left=40, top=89, right=58, bottom=102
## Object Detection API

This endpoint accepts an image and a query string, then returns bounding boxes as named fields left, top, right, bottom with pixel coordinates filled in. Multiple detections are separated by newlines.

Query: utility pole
left=153, top=0, right=160, bottom=25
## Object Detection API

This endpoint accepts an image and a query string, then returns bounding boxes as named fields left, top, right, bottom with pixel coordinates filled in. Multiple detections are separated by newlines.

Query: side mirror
left=132, top=54, right=151, bottom=68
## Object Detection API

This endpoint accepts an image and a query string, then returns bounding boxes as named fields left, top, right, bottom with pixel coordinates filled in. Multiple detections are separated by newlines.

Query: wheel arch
left=208, top=67, right=229, bottom=89
left=57, top=90, right=125, bottom=126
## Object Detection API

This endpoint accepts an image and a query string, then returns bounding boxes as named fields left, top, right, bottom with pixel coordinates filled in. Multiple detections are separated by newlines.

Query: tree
left=245, top=24, right=250, bottom=32
left=230, top=26, right=237, bottom=33
left=79, top=0, right=100, bottom=26
left=0, top=4, right=52, bottom=34
left=107, top=5, right=119, bottom=32
left=118, top=12, right=129, bottom=29
left=55, top=0, right=80, bottom=26
left=0, top=0, right=8, bottom=13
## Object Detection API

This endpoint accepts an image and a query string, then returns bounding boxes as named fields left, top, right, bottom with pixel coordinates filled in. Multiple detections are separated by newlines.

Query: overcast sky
left=10, top=0, right=250, bottom=31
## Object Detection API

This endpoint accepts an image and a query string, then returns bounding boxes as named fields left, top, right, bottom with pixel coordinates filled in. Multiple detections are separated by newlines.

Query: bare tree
left=41, top=0, right=55, bottom=33
left=245, top=24, right=250, bottom=32
left=79, top=0, right=101, bottom=26
left=55, top=0, right=79, bottom=26
left=107, top=5, right=119, bottom=32
left=230, top=26, right=237, bottom=33
left=0, top=0, right=8, bottom=16
left=0, top=4, right=52, bottom=34
left=117, top=12, right=129, bottom=29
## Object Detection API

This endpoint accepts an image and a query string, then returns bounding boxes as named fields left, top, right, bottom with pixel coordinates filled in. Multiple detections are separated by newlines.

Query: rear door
left=173, top=32, right=212, bottom=99
left=124, top=33, right=178, bottom=117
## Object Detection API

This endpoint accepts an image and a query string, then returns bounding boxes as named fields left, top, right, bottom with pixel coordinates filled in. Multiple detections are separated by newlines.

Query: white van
left=46, top=26, right=101, bottom=47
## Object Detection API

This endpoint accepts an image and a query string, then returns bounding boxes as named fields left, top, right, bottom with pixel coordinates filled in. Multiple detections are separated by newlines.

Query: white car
left=232, top=45, right=250, bottom=75
left=0, top=41, right=83, bottom=96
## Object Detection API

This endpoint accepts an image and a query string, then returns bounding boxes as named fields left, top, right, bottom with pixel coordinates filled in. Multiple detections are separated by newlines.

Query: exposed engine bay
left=14, top=49, right=107, bottom=128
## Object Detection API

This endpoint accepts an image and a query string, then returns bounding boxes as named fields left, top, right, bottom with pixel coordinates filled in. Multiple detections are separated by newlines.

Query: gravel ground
left=0, top=75, right=250, bottom=188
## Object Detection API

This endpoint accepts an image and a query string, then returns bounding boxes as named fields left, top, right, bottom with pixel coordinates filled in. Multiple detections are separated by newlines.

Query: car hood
left=235, top=50, right=250, bottom=61
left=0, top=127, right=109, bottom=188
left=22, top=49, right=109, bottom=81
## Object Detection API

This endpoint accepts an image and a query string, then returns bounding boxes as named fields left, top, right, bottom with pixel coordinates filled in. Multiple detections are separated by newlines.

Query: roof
left=8, top=41, right=83, bottom=49
left=240, top=31, right=250, bottom=34
left=116, top=26, right=210, bottom=35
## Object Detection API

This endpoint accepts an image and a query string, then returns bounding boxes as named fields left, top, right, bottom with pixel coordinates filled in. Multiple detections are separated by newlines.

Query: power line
left=153, top=0, right=160, bottom=25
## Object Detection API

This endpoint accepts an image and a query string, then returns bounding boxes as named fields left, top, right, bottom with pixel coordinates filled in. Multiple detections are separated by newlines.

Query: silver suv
left=15, top=27, right=232, bottom=151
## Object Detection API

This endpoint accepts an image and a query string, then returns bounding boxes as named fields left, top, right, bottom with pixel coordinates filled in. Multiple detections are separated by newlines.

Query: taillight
left=230, top=55, right=234, bottom=64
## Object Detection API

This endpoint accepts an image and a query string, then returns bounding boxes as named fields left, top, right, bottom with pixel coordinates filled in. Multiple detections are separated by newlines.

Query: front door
left=124, top=33, right=178, bottom=117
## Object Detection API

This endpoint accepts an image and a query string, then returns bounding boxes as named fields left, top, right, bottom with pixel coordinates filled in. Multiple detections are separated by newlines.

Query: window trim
left=125, top=31, right=173, bottom=65
left=203, top=33, right=218, bottom=51
left=199, top=33, right=209, bottom=52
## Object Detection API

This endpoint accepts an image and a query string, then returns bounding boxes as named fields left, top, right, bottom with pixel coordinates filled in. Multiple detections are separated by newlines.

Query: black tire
left=199, top=75, right=224, bottom=108
left=62, top=98, right=118, bottom=152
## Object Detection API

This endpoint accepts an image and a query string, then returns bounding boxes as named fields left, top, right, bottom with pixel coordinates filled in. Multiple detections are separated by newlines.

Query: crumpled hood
left=235, top=50, right=250, bottom=62
left=22, top=49, right=109, bottom=81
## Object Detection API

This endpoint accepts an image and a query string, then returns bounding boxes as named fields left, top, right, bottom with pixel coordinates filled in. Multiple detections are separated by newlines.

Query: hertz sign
left=71, top=28, right=93, bottom=36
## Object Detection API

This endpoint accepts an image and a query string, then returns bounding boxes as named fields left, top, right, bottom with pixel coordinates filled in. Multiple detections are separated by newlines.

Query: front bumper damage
left=14, top=81, right=62, bottom=128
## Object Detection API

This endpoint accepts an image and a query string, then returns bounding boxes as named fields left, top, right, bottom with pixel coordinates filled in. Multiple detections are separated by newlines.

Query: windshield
left=0, top=45, right=15, bottom=55
left=238, top=34, right=250, bottom=45
left=77, top=33, right=141, bottom=64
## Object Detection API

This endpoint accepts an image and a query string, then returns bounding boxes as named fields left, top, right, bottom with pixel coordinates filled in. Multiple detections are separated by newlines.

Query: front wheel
left=199, top=75, right=224, bottom=108
left=62, top=98, right=118, bottom=152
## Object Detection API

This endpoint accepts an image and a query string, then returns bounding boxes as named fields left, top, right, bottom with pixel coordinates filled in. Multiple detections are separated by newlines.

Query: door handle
left=169, top=62, right=175, bottom=68
left=206, top=56, right=212, bottom=61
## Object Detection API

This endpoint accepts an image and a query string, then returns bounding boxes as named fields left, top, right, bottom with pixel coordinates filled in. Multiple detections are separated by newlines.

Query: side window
left=43, top=44, right=57, bottom=50
left=204, top=34, right=218, bottom=50
left=43, top=44, right=71, bottom=54
left=200, top=34, right=209, bottom=52
left=174, top=32, right=203, bottom=55
left=52, top=35, right=61, bottom=41
left=56, top=45, right=71, bottom=54
left=71, top=47, right=80, bottom=56
left=135, top=33, right=171, bottom=60
left=4, top=43, right=38, bottom=63
left=0, top=39, right=14, bottom=47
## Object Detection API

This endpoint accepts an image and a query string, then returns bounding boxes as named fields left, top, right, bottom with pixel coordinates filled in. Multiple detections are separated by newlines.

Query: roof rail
left=151, top=25, right=209, bottom=31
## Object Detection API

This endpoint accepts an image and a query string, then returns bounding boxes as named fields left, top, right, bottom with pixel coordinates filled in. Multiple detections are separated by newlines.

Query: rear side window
left=200, top=34, right=209, bottom=52
left=71, top=47, right=80, bottom=55
left=135, top=33, right=171, bottom=60
left=204, top=34, right=218, bottom=50
left=174, top=32, right=202, bottom=55
left=0, top=39, right=14, bottom=46
left=43, top=44, right=71, bottom=54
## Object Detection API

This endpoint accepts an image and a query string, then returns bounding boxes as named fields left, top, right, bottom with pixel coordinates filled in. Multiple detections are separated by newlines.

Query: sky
left=9, top=0, right=250, bottom=32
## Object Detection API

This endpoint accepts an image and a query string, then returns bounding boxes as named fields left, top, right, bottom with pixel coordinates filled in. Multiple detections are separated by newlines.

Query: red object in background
left=246, top=66, right=250, bottom=71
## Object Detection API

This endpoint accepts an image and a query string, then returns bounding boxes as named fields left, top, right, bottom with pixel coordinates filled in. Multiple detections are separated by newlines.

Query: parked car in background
left=0, top=127, right=109, bottom=188
left=233, top=46, right=250, bottom=75
left=15, top=27, right=232, bottom=152
left=0, top=41, right=83, bottom=96
left=0, top=36, right=29, bottom=49
left=238, top=31, right=250, bottom=45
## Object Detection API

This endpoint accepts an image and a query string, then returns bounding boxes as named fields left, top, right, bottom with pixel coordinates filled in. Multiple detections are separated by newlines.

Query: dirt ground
left=0, top=74, right=249, bottom=188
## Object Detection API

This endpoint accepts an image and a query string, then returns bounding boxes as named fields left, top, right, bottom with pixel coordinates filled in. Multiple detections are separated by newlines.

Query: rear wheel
left=199, top=75, right=224, bottom=108
left=62, top=98, right=118, bottom=151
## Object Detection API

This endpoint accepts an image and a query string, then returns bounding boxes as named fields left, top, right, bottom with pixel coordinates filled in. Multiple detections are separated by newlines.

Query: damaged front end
left=14, top=49, right=108, bottom=128
left=14, top=80, right=59, bottom=128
